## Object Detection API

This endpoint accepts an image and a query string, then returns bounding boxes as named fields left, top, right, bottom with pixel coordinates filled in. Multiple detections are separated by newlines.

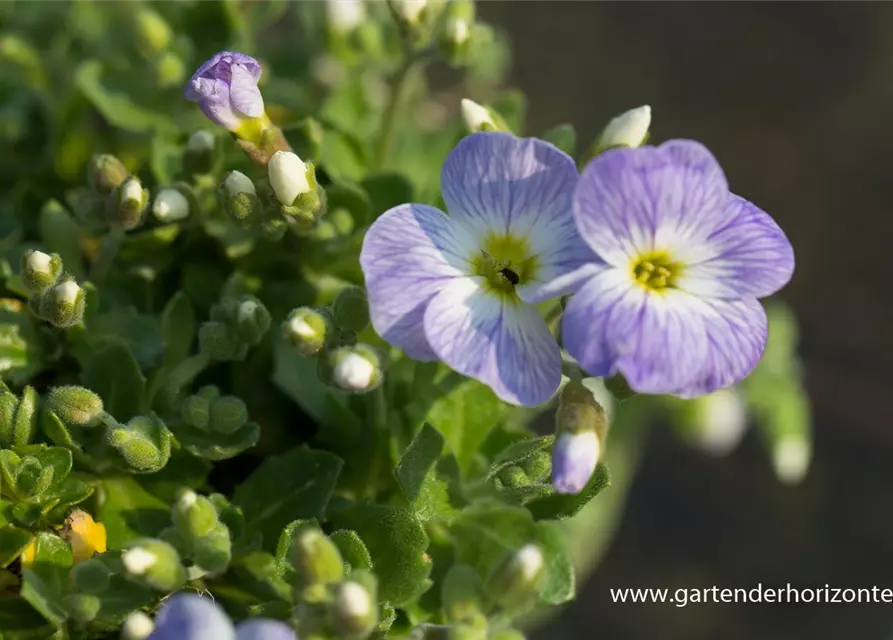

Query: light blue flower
left=360, top=132, right=591, bottom=406
left=184, top=52, right=267, bottom=135
left=562, top=140, right=795, bottom=397
left=148, top=593, right=296, bottom=640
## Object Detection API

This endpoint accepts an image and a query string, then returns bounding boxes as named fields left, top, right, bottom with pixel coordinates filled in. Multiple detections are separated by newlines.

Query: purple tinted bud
left=148, top=593, right=235, bottom=640
left=185, top=51, right=265, bottom=131
left=236, top=619, right=298, bottom=640
left=551, top=431, right=600, bottom=495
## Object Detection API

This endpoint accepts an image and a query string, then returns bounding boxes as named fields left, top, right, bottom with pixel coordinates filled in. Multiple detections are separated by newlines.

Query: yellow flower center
left=631, top=251, right=683, bottom=292
left=471, top=233, right=538, bottom=297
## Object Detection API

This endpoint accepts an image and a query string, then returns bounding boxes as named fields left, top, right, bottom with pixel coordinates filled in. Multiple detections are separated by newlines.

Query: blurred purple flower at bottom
left=148, top=593, right=296, bottom=640
left=185, top=51, right=265, bottom=133
left=563, top=140, right=795, bottom=397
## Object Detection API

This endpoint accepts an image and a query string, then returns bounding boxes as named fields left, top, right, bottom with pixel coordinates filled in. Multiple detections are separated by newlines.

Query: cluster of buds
left=175, top=385, right=260, bottom=460
left=20, top=250, right=86, bottom=328
left=164, top=489, right=232, bottom=576
left=283, top=287, right=386, bottom=395
left=82, top=153, right=149, bottom=231
left=199, top=294, right=271, bottom=362
left=551, top=379, right=608, bottom=495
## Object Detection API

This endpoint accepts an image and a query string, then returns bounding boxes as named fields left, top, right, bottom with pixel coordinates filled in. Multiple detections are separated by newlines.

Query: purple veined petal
left=229, top=62, right=265, bottom=118
left=149, top=593, right=236, bottom=640
left=573, top=140, right=729, bottom=268
left=675, top=194, right=795, bottom=299
left=517, top=257, right=604, bottom=303
left=236, top=619, right=298, bottom=640
left=423, top=276, right=562, bottom=406
left=674, top=297, right=768, bottom=398
left=563, top=268, right=710, bottom=394
left=360, top=203, right=477, bottom=360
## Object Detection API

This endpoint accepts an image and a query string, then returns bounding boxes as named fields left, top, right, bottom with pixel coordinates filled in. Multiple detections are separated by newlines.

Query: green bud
left=38, top=279, right=86, bottom=328
left=134, top=7, right=172, bottom=55
left=198, top=321, right=240, bottom=361
left=486, top=544, right=544, bottom=612
left=184, top=130, right=216, bottom=175
left=292, top=528, right=344, bottom=587
left=520, top=450, right=551, bottom=483
left=328, top=344, right=384, bottom=394
left=107, top=414, right=172, bottom=473
left=439, top=17, right=472, bottom=66
left=63, top=593, right=101, bottom=623
left=234, top=296, right=271, bottom=346
left=180, top=394, right=211, bottom=431
left=20, top=250, right=62, bottom=292
left=197, top=385, right=221, bottom=402
left=69, top=557, right=111, bottom=595
left=209, top=396, right=248, bottom=435
left=497, top=465, right=528, bottom=488
left=87, top=154, right=128, bottom=195
left=172, top=489, right=219, bottom=540
left=283, top=307, right=332, bottom=357
left=0, top=385, right=38, bottom=448
left=15, top=456, right=53, bottom=500
left=122, top=538, right=186, bottom=591
left=192, top=522, right=232, bottom=574
left=330, top=580, right=378, bottom=639
left=332, top=286, right=370, bottom=332
left=45, top=385, right=104, bottom=427
left=155, top=51, right=186, bottom=89
left=106, top=176, right=149, bottom=230
left=442, top=565, right=484, bottom=623
left=221, top=171, right=262, bottom=224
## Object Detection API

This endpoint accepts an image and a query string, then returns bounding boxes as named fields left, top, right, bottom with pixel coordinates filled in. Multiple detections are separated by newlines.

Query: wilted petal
left=424, top=277, right=561, bottom=406
left=149, top=594, right=235, bottom=640
left=236, top=619, right=297, bottom=640
left=674, top=297, right=768, bottom=398
left=677, top=195, right=795, bottom=299
left=573, top=140, right=729, bottom=267
left=360, top=204, right=475, bottom=360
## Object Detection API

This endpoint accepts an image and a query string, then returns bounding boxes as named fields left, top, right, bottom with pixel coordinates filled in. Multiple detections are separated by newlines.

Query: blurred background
left=474, top=3, right=893, bottom=640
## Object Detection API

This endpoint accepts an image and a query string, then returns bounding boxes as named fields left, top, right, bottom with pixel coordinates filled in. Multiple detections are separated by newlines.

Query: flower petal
left=573, top=139, right=729, bottom=267
left=236, top=620, right=297, bottom=640
left=676, top=195, right=795, bottom=299
left=150, top=594, right=235, bottom=640
left=424, top=277, right=561, bottom=406
left=563, top=269, right=709, bottom=394
left=360, top=204, right=475, bottom=360
left=229, top=63, right=265, bottom=118
left=675, top=297, right=768, bottom=397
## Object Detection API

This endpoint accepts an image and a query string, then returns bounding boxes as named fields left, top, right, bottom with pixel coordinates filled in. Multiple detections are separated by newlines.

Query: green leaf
left=0, top=597, right=56, bottom=639
left=15, top=445, right=72, bottom=486
left=93, top=574, right=154, bottom=624
left=527, top=463, right=611, bottom=521
left=150, top=134, right=182, bottom=185
left=20, top=569, right=67, bottom=626
left=96, top=476, right=170, bottom=548
left=424, top=380, right=510, bottom=473
left=233, top=448, right=342, bottom=552
left=160, top=291, right=196, bottom=367
left=0, top=526, right=31, bottom=567
left=394, top=423, right=459, bottom=522
left=361, top=173, right=414, bottom=222
left=176, top=421, right=260, bottom=461
left=331, top=504, right=431, bottom=605
left=488, top=436, right=554, bottom=479
left=84, top=308, right=166, bottom=371
left=38, top=200, right=84, bottom=281
left=75, top=60, right=175, bottom=133
left=541, top=124, right=577, bottom=157
left=19, top=531, right=71, bottom=625
left=81, top=342, right=146, bottom=421
left=534, top=521, right=575, bottom=605
left=329, top=530, right=373, bottom=574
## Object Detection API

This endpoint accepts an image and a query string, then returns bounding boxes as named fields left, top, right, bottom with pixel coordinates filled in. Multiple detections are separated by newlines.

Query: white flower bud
left=460, top=98, right=496, bottom=133
left=333, top=352, right=374, bottom=392
left=177, top=489, right=198, bottom=510
left=152, top=188, right=190, bottom=223
left=516, top=544, right=544, bottom=583
left=27, top=251, right=52, bottom=275
left=327, top=0, right=365, bottom=31
left=691, top=388, right=748, bottom=456
left=773, top=434, right=810, bottom=485
left=444, top=18, right=470, bottom=46
left=336, top=581, right=372, bottom=620
left=599, top=105, right=651, bottom=149
left=56, top=280, right=81, bottom=307
left=224, top=170, right=256, bottom=197
left=393, top=0, right=427, bottom=24
left=122, top=547, right=157, bottom=576
left=187, top=129, right=215, bottom=153
left=121, top=611, right=154, bottom=640
left=268, top=151, right=311, bottom=206
left=121, top=176, right=145, bottom=205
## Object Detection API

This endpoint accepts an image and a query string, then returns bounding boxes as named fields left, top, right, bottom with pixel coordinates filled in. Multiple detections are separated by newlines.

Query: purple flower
left=562, top=140, right=795, bottom=397
left=148, top=593, right=297, bottom=640
left=360, top=132, right=592, bottom=406
left=185, top=52, right=265, bottom=132
left=551, top=431, right=600, bottom=494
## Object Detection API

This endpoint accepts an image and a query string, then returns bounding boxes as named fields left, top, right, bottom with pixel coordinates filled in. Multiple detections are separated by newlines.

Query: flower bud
left=0, top=385, right=37, bottom=448
left=39, top=279, right=86, bottom=328
left=21, top=250, right=62, bottom=292
left=152, top=188, right=190, bottom=223
left=773, top=433, right=810, bottom=485
left=64, top=593, right=100, bottom=622
left=283, top=307, right=332, bottom=357
left=192, top=522, right=232, bottom=573
left=440, top=18, right=471, bottom=64
left=330, top=580, right=378, bottom=639
left=121, top=611, right=154, bottom=640
left=172, top=489, right=219, bottom=540
left=551, top=431, right=600, bottom=495
left=327, top=0, right=365, bottom=32
left=46, top=386, right=105, bottom=427
left=106, top=176, right=149, bottom=230
left=224, top=170, right=256, bottom=197
left=199, top=322, right=240, bottom=361
left=184, top=130, right=216, bottom=175
left=181, top=394, right=211, bottom=431
left=209, top=396, right=248, bottom=435
left=332, top=286, right=370, bottom=332
left=134, top=7, right=172, bottom=56
left=460, top=99, right=507, bottom=133
left=155, top=51, right=186, bottom=89
left=329, top=344, right=383, bottom=394
left=234, top=297, right=271, bottom=346
left=487, top=544, right=544, bottom=612
left=122, top=539, right=186, bottom=591
left=64, top=509, right=107, bottom=563
left=597, top=105, right=651, bottom=151
left=268, top=150, right=312, bottom=206
left=392, top=0, right=428, bottom=25
left=292, top=528, right=344, bottom=587
left=70, top=557, right=111, bottom=595
left=87, top=154, right=128, bottom=195
left=690, top=388, right=748, bottom=456
left=107, top=414, right=172, bottom=474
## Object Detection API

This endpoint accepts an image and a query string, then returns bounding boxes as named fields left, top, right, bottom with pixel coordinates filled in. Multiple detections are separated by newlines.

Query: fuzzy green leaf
left=96, top=476, right=169, bottom=548
left=161, top=291, right=196, bottom=367
left=527, top=463, right=611, bottom=521
left=329, top=529, right=373, bottom=574
left=75, top=60, right=175, bottom=133
left=81, top=342, right=146, bottom=421
left=395, top=423, right=459, bottom=522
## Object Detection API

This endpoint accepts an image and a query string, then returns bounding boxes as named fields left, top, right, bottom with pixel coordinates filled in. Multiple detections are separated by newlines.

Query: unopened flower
left=64, top=509, right=107, bottom=563
left=460, top=99, right=503, bottom=133
left=360, top=132, right=591, bottom=406
left=147, top=592, right=297, bottom=640
left=393, top=0, right=428, bottom=24
left=598, top=105, right=651, bottom=150
left=224, top=171, right=256, bottom=197
left=563, top=140, right=795, bottom=397
left=327, top=0, right=365, bottom=32
left=185, top=52, right=268, bottom=137
left=188, top=130, right=215, bottom=153
left=329, top=345, right=383, bottom=393
left=690, top=388, right=748, bottom=456
left=551, top=431, right=600, bottom=495
left=153, top=188, right=190, bottom=223
left=21, top=249, right=61, bottom=292
left=268, top=150, right=310, bottom=206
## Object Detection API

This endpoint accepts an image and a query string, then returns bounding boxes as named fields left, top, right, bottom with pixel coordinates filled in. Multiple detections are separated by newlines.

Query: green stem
left=165, top=352, right=212, bottom=392
left=89, top=227, right=126, bottom=283
left=374, top=57, right=416, bottom=170
left=363, top=385, right=390, bottom=498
